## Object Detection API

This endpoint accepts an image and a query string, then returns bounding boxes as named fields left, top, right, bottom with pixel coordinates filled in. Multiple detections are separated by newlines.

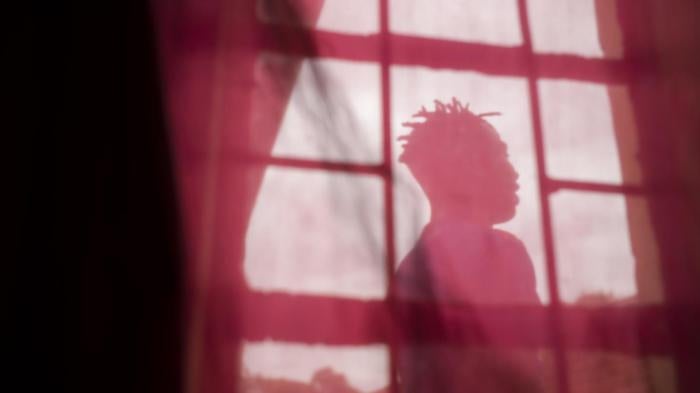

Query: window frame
left=237, top=1, right=668, bottom=393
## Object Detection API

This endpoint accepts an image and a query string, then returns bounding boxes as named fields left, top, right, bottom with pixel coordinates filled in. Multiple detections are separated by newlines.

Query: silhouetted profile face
left=399, top=98, right=519, bottom=225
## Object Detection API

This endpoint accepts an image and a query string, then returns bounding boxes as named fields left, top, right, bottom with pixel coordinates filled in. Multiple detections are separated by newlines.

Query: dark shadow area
left=60, top=2, right=183, bottom=392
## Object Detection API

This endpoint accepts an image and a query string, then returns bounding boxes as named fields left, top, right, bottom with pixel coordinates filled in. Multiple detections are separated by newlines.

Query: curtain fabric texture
left=151, top=1, right=700, bottom=392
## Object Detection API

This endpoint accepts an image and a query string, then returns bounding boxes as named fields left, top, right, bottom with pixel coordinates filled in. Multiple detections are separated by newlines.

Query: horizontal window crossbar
left=546, top=179, right=648, bottom=195
left=182, top=151, right=388, bottom=176
left=258, top=26, right=638, bottom=84
left=236, top=292, right=677, bottom=355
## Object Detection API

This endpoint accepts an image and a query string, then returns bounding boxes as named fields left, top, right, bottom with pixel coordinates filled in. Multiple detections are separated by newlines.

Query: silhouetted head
left=399, top=98, right=519, bottom=225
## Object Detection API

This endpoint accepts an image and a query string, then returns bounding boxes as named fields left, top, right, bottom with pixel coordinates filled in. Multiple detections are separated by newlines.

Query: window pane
left=257, top=0, right=379, bottom=34
left=254, top=55, right=382, bottom=164
left=242, top=341, right=389, bottom=392
left=390, top=0, right=522, bottom=46
left=539, top=79, right=642, bottom=185
left=244, top=167, right=386, bottom=299
left=526, top=0, right=623, bottom=58
left=551, top=191, right=650, bottom=304
left=316, top=0, right=378, bottom=34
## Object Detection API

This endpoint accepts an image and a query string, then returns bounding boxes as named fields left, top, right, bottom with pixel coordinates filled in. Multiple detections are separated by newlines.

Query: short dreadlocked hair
left=399, top=98, right=518, bottom=223
left=399, top=97, right=507, bottom=168
left=402, top=97, right=501, bottom=129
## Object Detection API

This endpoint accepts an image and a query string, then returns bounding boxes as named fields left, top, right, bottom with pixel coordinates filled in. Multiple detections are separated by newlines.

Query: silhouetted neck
left=429, top=202, right=494, bottom=228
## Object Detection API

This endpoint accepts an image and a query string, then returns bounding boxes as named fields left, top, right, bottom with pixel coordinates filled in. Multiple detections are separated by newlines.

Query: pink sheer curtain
left=151, top=1, right=699, bottom=392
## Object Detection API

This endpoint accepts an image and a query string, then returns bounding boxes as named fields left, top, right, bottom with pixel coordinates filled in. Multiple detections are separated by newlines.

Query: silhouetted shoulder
left=492, top=229, right=530, bottom=259
left=492, top=229, right=539, bottom=304
left=396, top=223, right=540, bottom=304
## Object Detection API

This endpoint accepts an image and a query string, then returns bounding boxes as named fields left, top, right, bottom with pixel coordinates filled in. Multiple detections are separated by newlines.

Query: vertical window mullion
left=516, top=1, right=571, bottom=393
left=379, top=1, right=399, bottom=393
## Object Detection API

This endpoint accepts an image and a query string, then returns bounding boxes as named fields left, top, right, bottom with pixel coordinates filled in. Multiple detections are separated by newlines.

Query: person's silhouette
left=396, top=98, right=538, bottom=305
left=395, top=98, right=542, bottom=393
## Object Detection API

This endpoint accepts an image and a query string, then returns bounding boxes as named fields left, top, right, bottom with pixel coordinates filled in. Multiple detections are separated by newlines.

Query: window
left=156, top=1, right=677, bottom=392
